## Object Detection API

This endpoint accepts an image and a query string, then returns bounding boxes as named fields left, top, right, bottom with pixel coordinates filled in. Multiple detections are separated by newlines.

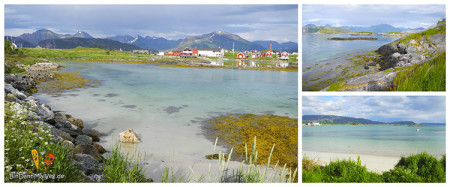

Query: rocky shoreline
left=322, top=21, right=446, bottom=91
left=4, top=62, right=106, bottom=182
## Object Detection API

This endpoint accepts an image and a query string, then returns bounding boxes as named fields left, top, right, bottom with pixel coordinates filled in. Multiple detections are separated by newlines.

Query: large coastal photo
left=4, top=4, right=298, bottom=183
left=302, top=96, right=446, bottom=182
left=302, top=4, right=445, bottom=91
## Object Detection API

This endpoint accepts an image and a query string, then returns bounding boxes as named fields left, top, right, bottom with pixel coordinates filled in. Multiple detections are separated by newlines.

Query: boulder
left=63, top=140, right=75, bottom=149
left=93, top=143, right=106, bottom=154
left=87, top=134, right=100, bottom=142
left=75, top=135, right=93, bottom=146
left=4, top=83, right=27, bottom=100
left=74, top=144, right=104, bottom=162
left=74, top=154, right=102, bottom=175
left=56, top=120, right=82, bottom=137
left=119, top=129, right=141, bottom=143
left=24, top=62, right=62, bottom=71
left=4, top=74, right=37, bottom=93
left=67, top=117, right=84, bottom=129
left=36, top=104, right=54, bottom=121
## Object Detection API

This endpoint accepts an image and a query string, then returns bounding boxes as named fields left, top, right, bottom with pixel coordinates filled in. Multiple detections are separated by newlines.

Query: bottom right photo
left=302, top=96, right=446, bottom=183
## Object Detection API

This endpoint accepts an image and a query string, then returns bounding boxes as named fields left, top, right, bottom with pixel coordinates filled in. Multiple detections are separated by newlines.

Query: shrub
left=394, top=152, right=445, bottom=182
left=320, top=157, right=383, bottom=182
left=382, top=167, right=423, bottom=182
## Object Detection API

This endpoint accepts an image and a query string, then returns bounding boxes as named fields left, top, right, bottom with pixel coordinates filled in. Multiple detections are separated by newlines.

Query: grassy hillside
left=393, top=52, right=445, bottom=91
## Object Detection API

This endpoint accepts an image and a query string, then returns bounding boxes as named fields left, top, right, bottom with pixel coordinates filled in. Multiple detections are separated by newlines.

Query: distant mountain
left=302, top=26, right=356, bottom=34
left=36, top=38, right=142, bottom=51
left=17, top=29, right=63, bottom=45
left=390, top=121, right=415, bottom=125
left=4, top=36, right=35, bottom=48
left=73, top=31, right=93, bottom=38
left=132, top=36, right=181, bottom=50
left=304, top=24, right=316, bottom=27
left=302, top=115, right=385, bottom=124
left=252, top=40, right=298, bottom=52
left=106, top=35, right=136, bottom=43
left=341, top=24, right=425, bottom=33
left=176, top=31, right=265, bottom=51
left=17, top=29, right=94, bottom=45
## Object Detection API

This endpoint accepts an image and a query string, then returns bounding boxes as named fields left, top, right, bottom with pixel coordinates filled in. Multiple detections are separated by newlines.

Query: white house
left=306, top=122, right=321, bottom=126
left=197, top=48, right=225, bottom=57
left=158, top=51, right=165, bottom=56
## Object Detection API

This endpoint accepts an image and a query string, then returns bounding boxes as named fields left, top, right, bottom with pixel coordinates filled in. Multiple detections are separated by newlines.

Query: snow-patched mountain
left=17, top=29, right=94, bottom=45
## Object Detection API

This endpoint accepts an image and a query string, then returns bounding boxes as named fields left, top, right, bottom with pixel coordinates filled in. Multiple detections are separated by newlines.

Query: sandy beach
left=303, top=151, right=401, bottom=173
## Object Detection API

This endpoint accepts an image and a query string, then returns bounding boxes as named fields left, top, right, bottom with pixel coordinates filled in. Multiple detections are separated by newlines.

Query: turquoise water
left=34, top=61, right=298, bottom=179
left=302, top=34, right=399, bottom=91
left=302, top=125, right=445, bottom=157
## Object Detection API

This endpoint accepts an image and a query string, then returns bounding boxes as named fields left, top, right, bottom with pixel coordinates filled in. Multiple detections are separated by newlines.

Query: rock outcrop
left=4, top=78, right=105, bottom=181
left=119, top=129, right=141, bottom=143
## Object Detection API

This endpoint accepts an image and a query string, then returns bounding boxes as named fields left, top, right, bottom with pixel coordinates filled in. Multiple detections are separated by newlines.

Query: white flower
left=5, top=148, right=10, bottom=151
left=25, top=159, right=30, bottom=162
left=39, top=137, right=44, bottom=140
left=5, top=140, right=8, bottom=143
left=21, top=157, right=25, bottom=159
left=13, top=139, right=17, bottom=141
left=16, top=164, right=23, bottom=168
left=19, top=147, right=23, bottom=151
left=11, top=128, right=16, bottom=130
left=44, top=142, right=48, bottom=145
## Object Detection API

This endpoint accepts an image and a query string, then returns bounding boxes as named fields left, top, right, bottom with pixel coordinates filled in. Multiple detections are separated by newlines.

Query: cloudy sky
left=5, top=4, right=298, bottom=42
left=303, top=4, right=445, bottom=28
left=303, top=96, right=446, bottom=123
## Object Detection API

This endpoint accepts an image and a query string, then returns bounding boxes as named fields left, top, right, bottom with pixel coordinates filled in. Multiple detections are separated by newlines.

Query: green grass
left=4, top=101, right=82, bottom=182
left=101, top=144, right=152, bottom=182
left=393, top=52, right=445, bottom=91
left=303, top=152, right=446, bottom=183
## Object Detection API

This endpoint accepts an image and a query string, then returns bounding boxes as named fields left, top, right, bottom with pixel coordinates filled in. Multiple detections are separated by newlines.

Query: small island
left=328, top=37, right=378, bottom=41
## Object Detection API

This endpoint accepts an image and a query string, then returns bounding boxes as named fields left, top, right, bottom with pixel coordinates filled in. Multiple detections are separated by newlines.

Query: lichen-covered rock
left=119, top=129, right=141, bottom=143
left=24, top=62, right=62, bottom=71
left=4, top=74, right=37, bottom=93
left=56, top=129, right=74, bottom=142
left=67, top=117, right=84, bottom=129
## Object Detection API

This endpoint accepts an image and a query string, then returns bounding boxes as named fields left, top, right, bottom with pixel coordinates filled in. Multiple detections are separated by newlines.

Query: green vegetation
left=203, top=114, right=298, bottom=170
left=327, top=80, right=346, bottom=91
left=37, top=72, right=99, bottom=93
left=102, top=145, right=152, bottom=182
left=4, top=101, right=82, bottom=182
left=351, top=123, right=363, bottom=125
left=303, top=152, right=446, bottom=183
left=399, top=19, right=446, bottom=44
left=384, top=32, right=403, bottom=34
left=393, top=52, right=445, bottom=91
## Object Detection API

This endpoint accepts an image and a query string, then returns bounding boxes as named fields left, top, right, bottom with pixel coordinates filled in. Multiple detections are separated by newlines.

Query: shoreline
left=303, top=150, right=400, bottom=173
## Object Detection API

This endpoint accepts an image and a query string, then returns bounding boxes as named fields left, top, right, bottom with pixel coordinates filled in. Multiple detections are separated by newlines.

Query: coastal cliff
left=323, top=19, right=446, bottom=91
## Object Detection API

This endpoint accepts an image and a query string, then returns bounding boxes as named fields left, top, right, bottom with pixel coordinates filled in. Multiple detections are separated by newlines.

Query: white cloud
left=303, top=96, right=445, bottom=123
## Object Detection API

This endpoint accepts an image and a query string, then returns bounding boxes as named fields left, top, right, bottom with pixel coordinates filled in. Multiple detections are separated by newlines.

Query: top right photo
left=302, top=4, right=446, bottom=91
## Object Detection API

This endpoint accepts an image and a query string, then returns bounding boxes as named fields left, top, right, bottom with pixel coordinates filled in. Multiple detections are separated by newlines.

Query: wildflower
left=21, top=157, right=25, bottom=159
left=5, top=140, right=8, bottom=143
left=13, top=139, right=17, bottom=141
left=44, top=142, right=48, bottom=145
left=25, top=159, right=30, bottom=162
left=19, top=147, right=23, bottom=151
left=5, top=148, right=10, bottom=151
left=16, top=164, right=23, bottom=168
left=39, top=137, right=44, bottom=140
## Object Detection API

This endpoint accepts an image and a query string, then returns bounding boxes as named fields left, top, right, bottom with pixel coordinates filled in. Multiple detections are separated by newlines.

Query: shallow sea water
left=34, top=61, right=298, bottom=180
